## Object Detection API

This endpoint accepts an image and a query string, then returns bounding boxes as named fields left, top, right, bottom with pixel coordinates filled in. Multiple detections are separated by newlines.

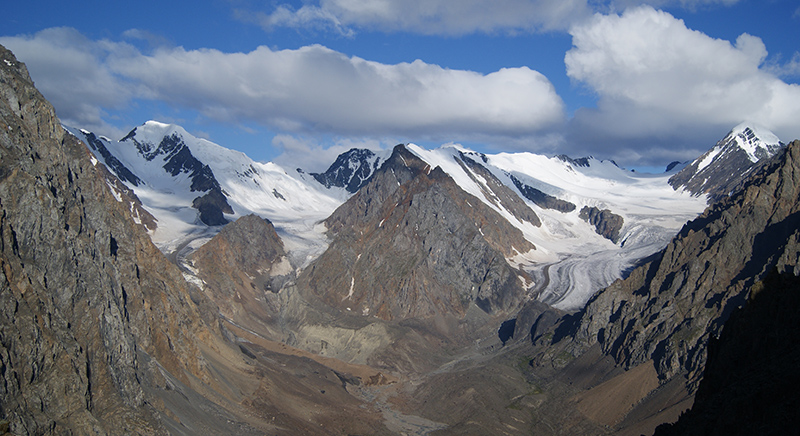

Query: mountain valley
left=1, top=43, right=798, bottom=435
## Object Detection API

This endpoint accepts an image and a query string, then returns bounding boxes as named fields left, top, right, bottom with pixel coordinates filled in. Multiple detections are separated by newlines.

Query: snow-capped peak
left=726, top=122, right=783, bottom=163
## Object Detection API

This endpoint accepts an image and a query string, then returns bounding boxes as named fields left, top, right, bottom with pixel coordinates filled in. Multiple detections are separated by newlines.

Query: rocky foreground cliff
left=0, top=44, right=395, bottom=436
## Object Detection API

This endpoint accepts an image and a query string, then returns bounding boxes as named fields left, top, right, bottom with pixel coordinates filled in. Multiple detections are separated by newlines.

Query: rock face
left=0, top=44, right=393, bottom=436
left=669, top=123, right=784, bottom=202
left=191, top=188, right=234, bottom=226
left=0, top=44, right=211, bottom=435
left=310, top=148, right=384, bottom=193
left=579, top=206, right=624, bottom=243
left=80, top=130, right=142, bottom=186
left=653, top=271, right=800, bottom=436
left=455, top=151, right=542, bottom=227
left=562, top=139, right=800, bottom=385
left=189, top=214, right=293, bottom=333
left=301, top=144, right=533, bottom=320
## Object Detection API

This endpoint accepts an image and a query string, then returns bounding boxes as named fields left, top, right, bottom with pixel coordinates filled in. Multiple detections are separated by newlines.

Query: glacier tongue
left=403, top=142, right=707, bottom=310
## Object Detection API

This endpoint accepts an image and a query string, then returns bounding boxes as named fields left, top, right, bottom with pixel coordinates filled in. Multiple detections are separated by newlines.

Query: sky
left=2, top=0, right=799, bottom=172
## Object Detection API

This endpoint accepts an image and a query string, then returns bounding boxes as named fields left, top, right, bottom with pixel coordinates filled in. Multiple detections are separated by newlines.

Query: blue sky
left=2, top=0, right=799, bottom=171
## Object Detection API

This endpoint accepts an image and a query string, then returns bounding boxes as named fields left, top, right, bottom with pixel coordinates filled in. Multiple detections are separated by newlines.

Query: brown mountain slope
left=301, top=144, right=534, bottom=321
left=0, top=44, right=391, bottom=435
left=189, top=214, right=293, bottom=337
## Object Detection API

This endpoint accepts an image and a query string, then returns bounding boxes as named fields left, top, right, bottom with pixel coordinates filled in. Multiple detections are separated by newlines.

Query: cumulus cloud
left=0, top=27, right=565, bottom=144
left=114, top=44, right=565, bottom=138
left=564, top=6, right=800, bottom=158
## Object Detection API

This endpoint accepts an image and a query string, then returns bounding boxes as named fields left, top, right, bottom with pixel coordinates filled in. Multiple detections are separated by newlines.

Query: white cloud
left=256, top=0, right=594, bottom=35
left=0, top=28, right=138, bottom=137
left=252, top=0, right=742, bottom=36
left=1, top=27, right=565, bottom=146
left=564, top=6, right=800, bottom=150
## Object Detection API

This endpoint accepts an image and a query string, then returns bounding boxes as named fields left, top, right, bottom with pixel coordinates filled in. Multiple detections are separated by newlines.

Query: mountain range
left=1, top=43, right=797, bottom=435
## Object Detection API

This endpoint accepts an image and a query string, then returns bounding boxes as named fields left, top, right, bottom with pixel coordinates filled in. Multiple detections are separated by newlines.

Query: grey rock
left=579, top=206, right=624, bottom=243
left=669, top=125, right=784, bottom=202
left=508, top=173, right=576, bottom=213
left=302, top=144, right=534, bottom=320
left=310, top=148, right=383, bottom=193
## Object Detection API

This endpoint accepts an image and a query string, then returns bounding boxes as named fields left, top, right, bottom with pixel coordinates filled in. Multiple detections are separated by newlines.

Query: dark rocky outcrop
left=310, top=148, right=383, bottom=193
left=654, top=271, right=800, bottom=436
left=665, top=160, right=684, bottom=172
left=455, top=152, right=542, bottom=226
left=302, top=144, right=534, bottom=321
left=509, top=174, right=577, bottom=212
left=191, top=188, right=233, bottom=226
left=556, top=154, right=591, bottom=167
left=78, top=130, right=142, bottom=186
left=579, top=205, right=624, bottom=243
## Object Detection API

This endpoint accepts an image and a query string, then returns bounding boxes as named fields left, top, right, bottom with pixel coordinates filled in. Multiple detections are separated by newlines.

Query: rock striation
left=653, top=271, right=800, bottom=436
left=301, top=144, right=534, bottom=321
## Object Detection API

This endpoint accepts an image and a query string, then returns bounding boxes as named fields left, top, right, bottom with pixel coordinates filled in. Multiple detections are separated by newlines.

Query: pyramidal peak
left=669, top=122, right=785, bottom=202
left=725, top=122, right=783, bottom=163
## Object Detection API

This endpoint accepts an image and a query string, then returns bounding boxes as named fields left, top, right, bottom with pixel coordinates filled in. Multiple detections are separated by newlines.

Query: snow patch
left=696, top=146, right=721, bottom=172
left=105, top=181, right=123, bottom=202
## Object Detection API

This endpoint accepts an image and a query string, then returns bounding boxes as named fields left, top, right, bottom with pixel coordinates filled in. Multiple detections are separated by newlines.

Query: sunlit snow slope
left=66, top=122, right=347, bottom=266
left=405, top=144, right=708, bottom=310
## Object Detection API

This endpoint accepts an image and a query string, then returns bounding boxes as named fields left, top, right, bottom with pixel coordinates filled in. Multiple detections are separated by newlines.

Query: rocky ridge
left=579, top=205, right=624, bottom=243
left=546, top=138, right=800, bottom=387
left=77, top=125, right=236, bottom=226
left=310, top=148, right=385, bottom=193
left=302, top=144, right=534, bottom=321
left=669, top=123, right=784, bottom=202
left=0, top=44, right=212, bottom=435
left=189, top=214, right=294, bottom=336
left=653, top=270, right=800, bottom=436
left=508, top=173, right=577, bottom=212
